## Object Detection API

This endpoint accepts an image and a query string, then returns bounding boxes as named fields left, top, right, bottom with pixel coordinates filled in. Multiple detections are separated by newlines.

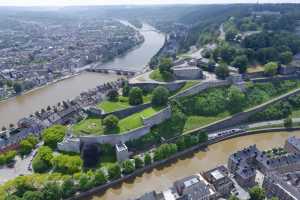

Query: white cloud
left=0, top=0, right=299, bottom=6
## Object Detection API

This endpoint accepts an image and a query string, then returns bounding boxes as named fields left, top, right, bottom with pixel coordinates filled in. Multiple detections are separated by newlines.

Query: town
left=1, top=3, right=300, bottom=200
left=0, top=12, right=143, bottom=100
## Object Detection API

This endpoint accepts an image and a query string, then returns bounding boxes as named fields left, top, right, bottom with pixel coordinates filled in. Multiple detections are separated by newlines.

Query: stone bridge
left=87, top=67, right=138, bottom=76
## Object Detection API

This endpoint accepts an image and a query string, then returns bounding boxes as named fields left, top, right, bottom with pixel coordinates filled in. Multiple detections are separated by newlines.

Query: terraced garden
left=72, top=106, right=164, bottom=136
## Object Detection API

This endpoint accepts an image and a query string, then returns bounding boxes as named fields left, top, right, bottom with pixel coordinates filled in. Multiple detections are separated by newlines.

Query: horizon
left=0, top=0, right=300, bottom=7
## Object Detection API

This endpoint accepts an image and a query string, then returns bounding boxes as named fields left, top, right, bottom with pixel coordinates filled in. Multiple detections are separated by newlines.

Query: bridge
left=88, top=65, right=141, bottom=76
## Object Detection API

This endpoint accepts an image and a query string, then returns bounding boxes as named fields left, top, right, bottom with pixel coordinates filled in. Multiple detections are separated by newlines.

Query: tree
left=264, top=62, right=278, bottom=77
left=279, top=51, right=293, bottom=65
left=225, top=28, right=238, bottom=42
left=144, top=153, right=152, bottom=166
left=4, top=150, right=16, bottom=164
left=107, top=89, right=119, bottom=101
left=218, top=44, right=236, bottom=63
left=249, top=186, right=266, bottom=200
left=215, top=63, right=229, bottom=79
left=94, top=169, right=107, bottom=186
left=108, top=164, right=121, bottom=180
left=23, top=191, right=43, bottom=200
left=153, top=143, right=177, bottom=161
left=284, top=116, right=293, bottom=128
left=103, top=114, right=119, bottom=132
left=227, top=86, right=246, bottom=113
left=151, top=86, right=169, bottom=107
left=61, top=178, right=76, bottom=198
left=122, top=82, right=130, bottom=97
left=257, top=47, right=278, bottom=64
left=13, top=82, right=22, bottom=94
left=51, top=154, right=82, bottom=174
left=128, top=87, right=143, bottom=105
left=159, top=57, right=173, bottom=75
left=27, top=135, right=38, bottom=147
left=134, top=156, right=144, bottom=169
left=122, top=160, right=135, bottom=174
left=32, top=146, right=53, bottom=173
left=231, top=55, right=248, bottom=74
left=14, top=176, right=35, bottom=197
left=42, top=125, right=66, bottom=149
left=42, top=182, right=62, bottom=200
left=78, top=173, right=93, bottom=191
left=4, top=195, right=22, bottom=200
left=19, top=140, right=33, bottom=156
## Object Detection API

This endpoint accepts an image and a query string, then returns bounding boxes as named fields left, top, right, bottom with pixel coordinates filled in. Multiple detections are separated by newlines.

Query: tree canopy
left=151, top=86, right=169, bottom=107
left=128, top=87, right=143, bottom=105
left=42, top=125, right=66, bottom=149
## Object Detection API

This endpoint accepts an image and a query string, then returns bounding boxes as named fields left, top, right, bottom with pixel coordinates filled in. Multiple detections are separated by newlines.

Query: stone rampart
left=129, top=81, right=185, bottom=92
left=80, top=107, right=171, bottom=145
left=80, top=125, right=151, bottom=145
left=251, top=74, right=300, bottom=83
left=171, top=80, right=229, bottom=99
left=143, top=106, right=171, bottom=126
left=101, top=102, right=152, bottom=119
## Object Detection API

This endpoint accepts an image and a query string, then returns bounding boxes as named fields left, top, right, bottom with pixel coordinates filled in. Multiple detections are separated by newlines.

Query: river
left=0, top=23, right=165, bottom=127
left=90, top=131, right=300, bottom=200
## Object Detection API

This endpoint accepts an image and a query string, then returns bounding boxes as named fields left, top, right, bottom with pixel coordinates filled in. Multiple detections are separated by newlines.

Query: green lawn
left=118, top=106, right=163, bottom=132
left=73, top=118, right=104, bottom=135
left=73, top=107, right=163, bottom=136
left=149, top=69, right=174, bottom=82
left=97, top=100, right=130, bottom=113
left=97, top=95, right=152, bottom=113
left=183, top=112, right=230, bottom=132
left=177, top=80, right=200, bottom=93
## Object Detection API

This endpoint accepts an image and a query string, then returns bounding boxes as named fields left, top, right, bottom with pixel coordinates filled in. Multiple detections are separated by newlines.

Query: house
left=203, top=165, right=234, bottom=197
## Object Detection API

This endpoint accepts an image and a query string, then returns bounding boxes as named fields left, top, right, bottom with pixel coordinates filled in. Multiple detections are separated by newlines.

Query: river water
left=90, top=131, right=300, bottom=200
left=0, top=23, right=165, bottom=127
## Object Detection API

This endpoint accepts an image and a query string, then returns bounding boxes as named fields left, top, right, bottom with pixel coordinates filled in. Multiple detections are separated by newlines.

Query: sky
left=0, top=0, right=299, bottom=7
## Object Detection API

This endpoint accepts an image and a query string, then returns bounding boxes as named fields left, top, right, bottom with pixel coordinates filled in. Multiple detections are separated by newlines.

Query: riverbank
left=0, top=23, right=165, bottom=128
left=69, top=127, right=300, bottom=200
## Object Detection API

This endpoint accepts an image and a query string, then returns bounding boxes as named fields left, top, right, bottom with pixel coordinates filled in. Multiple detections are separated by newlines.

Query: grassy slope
left=149, top=69, right=174, bottom=82
left=183, top=112, right=230, bottom=132
left=97, top=95, right=152, bottom=113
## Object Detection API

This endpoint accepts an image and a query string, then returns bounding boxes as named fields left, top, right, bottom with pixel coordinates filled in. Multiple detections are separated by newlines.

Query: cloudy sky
left=0, top=0, right=299, bottom=6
